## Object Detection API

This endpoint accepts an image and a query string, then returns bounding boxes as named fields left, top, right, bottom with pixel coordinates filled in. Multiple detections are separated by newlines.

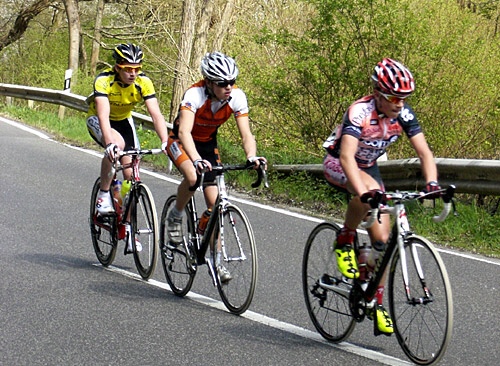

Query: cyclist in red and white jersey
left=165, top=52, right=266, bottom=281
left=323, top=58, right=440, bottom=335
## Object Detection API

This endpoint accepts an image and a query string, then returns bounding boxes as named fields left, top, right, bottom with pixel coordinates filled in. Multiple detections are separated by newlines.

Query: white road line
left=95, top=264, right=411, bottom=366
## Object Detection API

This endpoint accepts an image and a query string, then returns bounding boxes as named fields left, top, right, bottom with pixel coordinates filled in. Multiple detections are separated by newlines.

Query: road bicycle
left=302, top=186, right=456, bottom=365
left=89, top=148, right=162, bottom=280
left=159, top=161, right=267, bottom=315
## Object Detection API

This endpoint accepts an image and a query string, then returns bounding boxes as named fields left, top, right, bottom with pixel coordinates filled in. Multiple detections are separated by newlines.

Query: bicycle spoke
left=215, top=204, right=257, bottom=315
left=389, top=236, right=453, bottom=365
left=132, top=183, right=159, bottom=280
left=302, top=222, right=355, bottom=342
left=90, top=178, right=118, bottom=266
left=159, top=195, right=195, bottom=296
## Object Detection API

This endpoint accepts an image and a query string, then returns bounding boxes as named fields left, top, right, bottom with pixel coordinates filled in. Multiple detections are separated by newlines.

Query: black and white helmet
left=200, top=52, right=239, bottom=82
left=112, top=43, right=144, bottom=64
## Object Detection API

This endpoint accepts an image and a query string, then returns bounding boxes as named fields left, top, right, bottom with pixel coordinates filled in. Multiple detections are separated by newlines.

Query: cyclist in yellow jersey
left=86, top=43, right=169, bottom=253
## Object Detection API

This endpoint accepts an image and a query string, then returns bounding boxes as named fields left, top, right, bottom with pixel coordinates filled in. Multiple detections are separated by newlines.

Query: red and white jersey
left=323, top=95, right=422, bottom=168
left=171, top=80, right=249, bottom=143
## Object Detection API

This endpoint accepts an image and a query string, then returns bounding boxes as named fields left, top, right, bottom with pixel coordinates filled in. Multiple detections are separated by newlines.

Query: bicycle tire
left=388, top=235, right=453, bottom=365
left=213, top=204, right=257, bottom=315
left=89, top=178, right=118, bottom=266
left=159, top=195, right=196, bottom=296
left=302, top=222, right=356, bottom=342
left=131, top=183, right=159, bottom=280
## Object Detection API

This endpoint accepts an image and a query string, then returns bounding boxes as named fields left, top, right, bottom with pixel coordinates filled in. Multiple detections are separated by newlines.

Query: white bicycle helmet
left=200, top=52, right=239, bottom=82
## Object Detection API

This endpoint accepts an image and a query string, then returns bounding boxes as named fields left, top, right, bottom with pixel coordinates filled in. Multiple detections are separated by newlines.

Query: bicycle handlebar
left=188, top=161, right=269, bottom=192
left=118, top=148, right=163, bottom=157
left=361, top=185, right=456, bottom=229
left=108, top=148, right=163, bottom=177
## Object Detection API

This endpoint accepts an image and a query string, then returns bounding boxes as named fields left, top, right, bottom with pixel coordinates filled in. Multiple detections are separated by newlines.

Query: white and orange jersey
left=323, top=95, right=422, bottom=168
left=171, top=80, right=249, bottom=143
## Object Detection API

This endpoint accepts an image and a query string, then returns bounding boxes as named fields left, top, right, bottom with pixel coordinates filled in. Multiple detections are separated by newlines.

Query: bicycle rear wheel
left=302, top=222, right=356, bottom=342
left=159, top=195, right=196, bottom=296
left=388, top=235, right=453, bottom=365
left=89, top=178, right=118, bottom=266
left=213, top=204, right=257, bottom=315
left=131, top=183, right=159, bottom=280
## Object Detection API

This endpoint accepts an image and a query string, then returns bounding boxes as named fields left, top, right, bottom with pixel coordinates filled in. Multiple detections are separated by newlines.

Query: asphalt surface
left=1, top=116, right=499, bottom=366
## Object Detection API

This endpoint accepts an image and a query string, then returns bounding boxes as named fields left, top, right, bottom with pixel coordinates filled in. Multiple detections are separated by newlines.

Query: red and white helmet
left=372, top=58, right=415, bottom=97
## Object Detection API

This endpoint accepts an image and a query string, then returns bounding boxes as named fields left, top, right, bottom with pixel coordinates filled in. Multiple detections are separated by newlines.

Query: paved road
left=1, top=117, right=499, bottom=366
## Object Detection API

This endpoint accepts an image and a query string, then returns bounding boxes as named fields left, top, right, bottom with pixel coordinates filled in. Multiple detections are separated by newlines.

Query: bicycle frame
left=109, top=149, right=161, bottom=235
left=323, top=186, right=456, bottom=317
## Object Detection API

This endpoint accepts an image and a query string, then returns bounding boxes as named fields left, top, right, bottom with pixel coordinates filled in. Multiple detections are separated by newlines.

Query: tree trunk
left=0, top=0, right=56, bottom=52
left=63, top=0, right=80, bottom=74
left=60, top=0, right=81, bottom=119
left=169, top=0, right=197, bottom=123
left=213, top=0, right=235, bottom=51
left=90, top=0, right=105, bottom=76
left=191, top=0, right=214, bottom=70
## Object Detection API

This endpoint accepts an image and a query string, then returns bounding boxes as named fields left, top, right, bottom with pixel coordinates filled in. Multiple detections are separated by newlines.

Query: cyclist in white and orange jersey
left=323, top=58, right=441, bottom=335
left=86, top=43, right=169, bottom=252
left=165, top=52, right=266, bottom=281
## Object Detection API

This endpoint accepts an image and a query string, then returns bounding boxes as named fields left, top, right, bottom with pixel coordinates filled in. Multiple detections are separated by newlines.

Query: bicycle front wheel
left=302, top=222, right=355, bottom=342
left=213, top=204, right=257, bottom=315
left=388, top=235, right=453, bottom=365
left=131, top=183, right=159, bottom=280
left=159, top=195, right=196, bottom=296
left=89, top=178, right=118, bottom=266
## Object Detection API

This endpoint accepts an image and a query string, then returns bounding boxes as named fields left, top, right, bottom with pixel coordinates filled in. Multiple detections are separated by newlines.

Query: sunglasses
left=117, top=64, right=142, bottom=73
left=214, top=79, right=236, bottom=88
left=378, top=90, right=407, bottom=104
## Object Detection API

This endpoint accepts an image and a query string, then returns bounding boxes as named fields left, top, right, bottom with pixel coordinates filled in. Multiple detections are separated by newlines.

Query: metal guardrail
left=0, top=83, right=172, bottom=130
left=274, top=158, right=500, bottom=195
left=1, top=83, right=499, bottom=195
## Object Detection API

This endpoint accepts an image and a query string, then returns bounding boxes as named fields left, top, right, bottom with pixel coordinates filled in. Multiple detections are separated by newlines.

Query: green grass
left=1, top=102, right=499, bottom=258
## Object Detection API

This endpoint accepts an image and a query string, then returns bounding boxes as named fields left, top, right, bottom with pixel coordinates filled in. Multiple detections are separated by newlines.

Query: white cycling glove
left=105, top=143, right=118, bottom=161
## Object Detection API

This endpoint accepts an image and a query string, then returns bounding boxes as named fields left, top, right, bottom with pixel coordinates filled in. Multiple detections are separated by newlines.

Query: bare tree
left=169, top=0, right=197, bottom=123
left=191, top=0, right=214, bottom=70
left=213, top=0, right=235, bottom=51
left=0, top=0, right=58, bottom=52
left=90, top=0, right=106, bottom=76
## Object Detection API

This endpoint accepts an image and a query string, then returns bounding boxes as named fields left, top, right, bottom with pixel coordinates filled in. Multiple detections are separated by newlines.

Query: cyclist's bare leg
left=173, top=159, right=198, bottom=212
left=99, top=129, right=126, bottom=191
left=202, top=185, right=218, bottom=251
left=344, top=170, right=381, bottom=230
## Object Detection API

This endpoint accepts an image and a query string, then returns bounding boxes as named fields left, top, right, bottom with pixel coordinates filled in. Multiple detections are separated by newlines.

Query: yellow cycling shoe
left=334, top=244, right=359, bottom=279
left=373, top=305, right=394, bottom=336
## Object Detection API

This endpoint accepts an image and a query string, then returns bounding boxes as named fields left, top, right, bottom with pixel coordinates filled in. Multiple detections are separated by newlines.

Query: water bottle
left=121, top=180, right=132, bottom=208
left=112, top=179, right=122, bottom=207
left=367, top=240, right=385, bottom=271
left=358, top=245, right=372, bottom=281
left=197, top=209, right=212, bottom=235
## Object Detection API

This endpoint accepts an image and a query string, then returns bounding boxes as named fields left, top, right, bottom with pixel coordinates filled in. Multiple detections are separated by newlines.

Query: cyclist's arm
left=144, top=97, right=169, bottom=146
left=95, top=96, right=114, bottom=146
left=177, top=109, right=203, bottom=162
left=409, top=133, right=438, bottom=183
left=339, top=134, right=368, bottom=197
left=235, top=115, right=257, bottom=160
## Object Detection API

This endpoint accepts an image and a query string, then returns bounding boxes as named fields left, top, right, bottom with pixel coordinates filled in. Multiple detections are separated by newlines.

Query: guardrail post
left=58, top=69, right=73, bottom=120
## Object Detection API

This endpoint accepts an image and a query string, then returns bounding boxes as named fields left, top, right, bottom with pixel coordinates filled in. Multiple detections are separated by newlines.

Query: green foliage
left=407, top=198, right=500, bottom=256
left=247, top=0, right=500, bottom=161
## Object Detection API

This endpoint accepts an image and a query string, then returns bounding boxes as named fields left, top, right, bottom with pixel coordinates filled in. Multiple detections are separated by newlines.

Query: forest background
left=0, top=0, right=499, bottom=255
